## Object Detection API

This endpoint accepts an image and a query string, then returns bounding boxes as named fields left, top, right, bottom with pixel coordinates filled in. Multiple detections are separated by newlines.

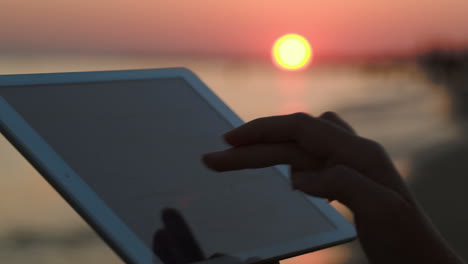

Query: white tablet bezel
left=0, top=68, right=356, bottom=264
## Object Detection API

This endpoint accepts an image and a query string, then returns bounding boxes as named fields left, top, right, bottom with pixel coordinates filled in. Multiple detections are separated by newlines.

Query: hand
left=202, top=112, right=465, bottom=264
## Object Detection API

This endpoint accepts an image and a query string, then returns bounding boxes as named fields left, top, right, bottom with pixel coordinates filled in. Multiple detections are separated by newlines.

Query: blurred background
left=1, top=0, right=468, bottom=263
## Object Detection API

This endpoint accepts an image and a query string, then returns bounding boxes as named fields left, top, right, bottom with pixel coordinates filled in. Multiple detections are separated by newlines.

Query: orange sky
left=1, top=0, right=468, bottom=59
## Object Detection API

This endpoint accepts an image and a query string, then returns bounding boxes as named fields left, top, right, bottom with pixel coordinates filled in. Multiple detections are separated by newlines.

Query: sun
left=272, top=34, right=312, bottom=71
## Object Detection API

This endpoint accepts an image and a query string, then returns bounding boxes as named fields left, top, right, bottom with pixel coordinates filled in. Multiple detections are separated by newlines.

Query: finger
left=319, top=111, right=356, bottom=135
left=203, top=143, right=322, bottom=172
left=224, top=113, right=355, bottom=154
left=291, top=165, right=393, bottom=212
left=162, top=208, right=205, bottom=262
left=222, top=113, right=385, bottom=173
left=223, top=113, right=316, bottom=147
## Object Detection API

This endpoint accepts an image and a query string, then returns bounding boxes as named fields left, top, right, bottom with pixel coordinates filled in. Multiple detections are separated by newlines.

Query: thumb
left=292, top=165, right=388, bottom=213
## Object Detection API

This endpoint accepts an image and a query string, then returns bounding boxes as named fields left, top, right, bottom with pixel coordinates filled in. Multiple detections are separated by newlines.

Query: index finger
left=223, top=113, right=375, bottom=171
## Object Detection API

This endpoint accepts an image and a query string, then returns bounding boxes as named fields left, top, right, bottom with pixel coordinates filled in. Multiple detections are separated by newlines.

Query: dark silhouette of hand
left=202, top=112, right=465, bottom=264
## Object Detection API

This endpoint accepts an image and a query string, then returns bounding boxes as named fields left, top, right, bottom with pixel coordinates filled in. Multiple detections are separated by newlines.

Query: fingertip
left=320, top=111, right=338, bottom=119
left=201, top=153, right=211, bottom=165
left=201, top=153, right=224, bottom=172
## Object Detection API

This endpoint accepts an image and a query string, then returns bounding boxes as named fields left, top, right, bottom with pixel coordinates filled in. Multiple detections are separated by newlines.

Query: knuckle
left=289, top=112, right=314, bottom=131
left=321, top=111, right=339, bottom=119
left=319, top=111, right=356, bottom=135
left=290, top=112, right=312, bottom=121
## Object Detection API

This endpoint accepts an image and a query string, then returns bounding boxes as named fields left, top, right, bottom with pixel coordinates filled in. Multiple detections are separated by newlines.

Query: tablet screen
left=0, top=79, right=334, bottom=257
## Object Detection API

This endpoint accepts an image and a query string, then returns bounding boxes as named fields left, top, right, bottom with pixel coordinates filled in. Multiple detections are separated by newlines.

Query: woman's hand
left=203, top=112, right=465, bottom=264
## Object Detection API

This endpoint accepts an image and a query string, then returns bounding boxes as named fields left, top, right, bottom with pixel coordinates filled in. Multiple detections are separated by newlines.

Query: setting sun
left=272, top=34, right=312, bottom=71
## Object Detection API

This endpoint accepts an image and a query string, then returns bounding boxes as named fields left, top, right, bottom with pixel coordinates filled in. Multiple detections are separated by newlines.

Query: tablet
left=0, top=68, right=356, bottom=264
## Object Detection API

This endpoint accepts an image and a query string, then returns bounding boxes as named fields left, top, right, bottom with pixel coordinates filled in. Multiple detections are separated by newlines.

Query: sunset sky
left=1, top=0, right=468, bottom=59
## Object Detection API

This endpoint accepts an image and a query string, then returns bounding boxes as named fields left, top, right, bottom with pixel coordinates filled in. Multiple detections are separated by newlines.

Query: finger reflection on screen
left=153, top=208, right=205, bottom=264
left=152, top=208, right=275, bottom=264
